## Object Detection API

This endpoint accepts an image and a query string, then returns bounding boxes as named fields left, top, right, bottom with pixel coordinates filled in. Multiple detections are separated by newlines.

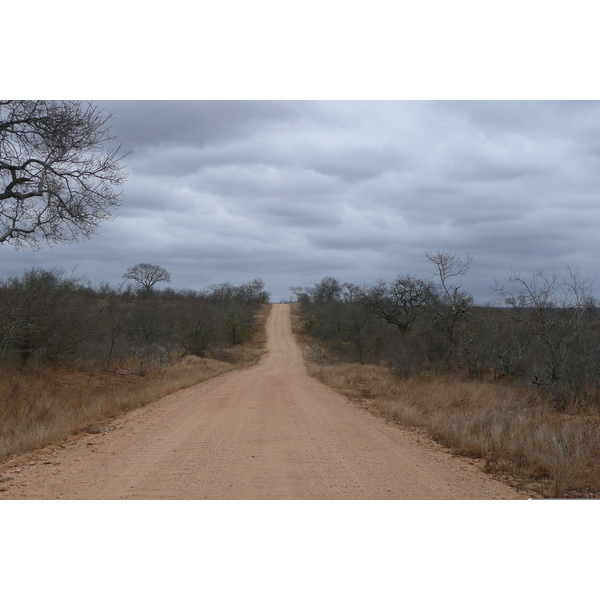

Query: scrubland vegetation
left=0, top=268, right=270, bottom=460
left=292, top=251, right=600, bottom=498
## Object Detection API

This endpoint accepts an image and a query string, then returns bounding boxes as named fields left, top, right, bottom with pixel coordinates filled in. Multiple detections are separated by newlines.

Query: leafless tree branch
left=0, top=100, right=128, bottom=247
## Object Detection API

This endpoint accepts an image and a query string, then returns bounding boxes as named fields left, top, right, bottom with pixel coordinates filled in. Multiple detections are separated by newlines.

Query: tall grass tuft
left=302, top=354, right=600, bottom=498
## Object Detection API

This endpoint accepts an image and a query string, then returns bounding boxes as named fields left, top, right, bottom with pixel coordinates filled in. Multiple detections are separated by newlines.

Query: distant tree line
left=293, top=251, right=600, bottom=408
left=0, top=266, right=270, bottom=374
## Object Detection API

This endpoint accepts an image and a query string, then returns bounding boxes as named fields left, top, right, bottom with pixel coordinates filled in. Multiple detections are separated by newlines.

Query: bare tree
left=122, top=263, right=172, bottom=293
left=351, top=275, right=436, bottom=335
left=0, top=267, right=93, bottom=364
left=311, top=277, right=342, bottom=303
left=424, top=249, right=474, bottom=365
left=492, top=266, right=597, bottom=403
left=237, top=278, right=271, bottom=305
left=0, top=100, right=128, bottom=247
left=424, top=249, right=473, bottom=303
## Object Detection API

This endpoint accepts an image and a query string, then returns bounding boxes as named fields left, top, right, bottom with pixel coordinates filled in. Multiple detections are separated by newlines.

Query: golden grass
left=291, top=306, right=600, bottom=498
left=0, top=305, right=270, bottom=461
left=308, top=363, right=600, bottom=497
left=309, top=362, right=600, bottom=497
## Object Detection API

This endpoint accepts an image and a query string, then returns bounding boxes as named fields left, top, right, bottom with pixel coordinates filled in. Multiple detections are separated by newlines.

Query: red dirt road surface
left=0, top=304, right=525, bottom=499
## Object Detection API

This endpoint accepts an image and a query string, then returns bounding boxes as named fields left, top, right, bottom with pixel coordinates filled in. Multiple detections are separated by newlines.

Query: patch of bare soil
left=0, top=304, right=526, bottom=499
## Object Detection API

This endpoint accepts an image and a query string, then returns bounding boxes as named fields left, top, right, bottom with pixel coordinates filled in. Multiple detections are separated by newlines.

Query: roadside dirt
left=0, top=304, right=526, bottom=499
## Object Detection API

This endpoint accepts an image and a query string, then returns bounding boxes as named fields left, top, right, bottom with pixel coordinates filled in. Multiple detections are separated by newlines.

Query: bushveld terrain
left=0, top=304, right=522, bottom=499
left=291, top=264, right=600, bottom=498
left=0, top=268, right=270, bottom=461
left=2, top=257, right=600, bottom=498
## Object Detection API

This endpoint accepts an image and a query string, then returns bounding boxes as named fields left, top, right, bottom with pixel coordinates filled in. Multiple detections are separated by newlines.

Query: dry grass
left=0, top=305, right=270, bottom=462
left=306, top=361, right=600, bottom=497
left=291, top=306, right=600, bottom=498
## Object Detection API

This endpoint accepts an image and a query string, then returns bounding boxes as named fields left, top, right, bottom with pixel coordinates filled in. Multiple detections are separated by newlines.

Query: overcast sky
left=3, top=100, right=600, bottom=303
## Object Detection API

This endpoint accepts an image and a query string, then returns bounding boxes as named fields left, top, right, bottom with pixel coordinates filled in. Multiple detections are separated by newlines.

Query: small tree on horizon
left=122, top=263, right=171, bottom=294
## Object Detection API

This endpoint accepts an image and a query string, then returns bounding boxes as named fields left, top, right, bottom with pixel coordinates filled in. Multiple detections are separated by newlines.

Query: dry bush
left=304, top=358, right=600, bottom=498
left=527, top=421, right=597, bottom=497
left=0, top=306, right=269, bottom=462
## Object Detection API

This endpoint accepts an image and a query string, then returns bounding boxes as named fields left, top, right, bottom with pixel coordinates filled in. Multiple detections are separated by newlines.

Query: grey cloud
left=308, top=231, right=394, bottom=251
left=99, top=101, right=296, bottom=146
left=99, top=100, right=344, bottom=151
left=432, top=101, right=600, bottom=139
left=264, top=201, right=343, bottom=228
left=195, top=164, right=339, bottom=199
left=114, top=102, right=413, bottom=186
left=5, top=100, right=600, bottom=303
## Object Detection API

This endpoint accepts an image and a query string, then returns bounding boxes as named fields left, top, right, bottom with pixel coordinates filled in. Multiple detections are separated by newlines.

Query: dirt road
left=0, top=304, right=524, bottom=499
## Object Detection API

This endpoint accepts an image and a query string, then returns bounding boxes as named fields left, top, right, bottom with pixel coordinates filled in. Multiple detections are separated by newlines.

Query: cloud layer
left=3, top=100, right=600, bottom=302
